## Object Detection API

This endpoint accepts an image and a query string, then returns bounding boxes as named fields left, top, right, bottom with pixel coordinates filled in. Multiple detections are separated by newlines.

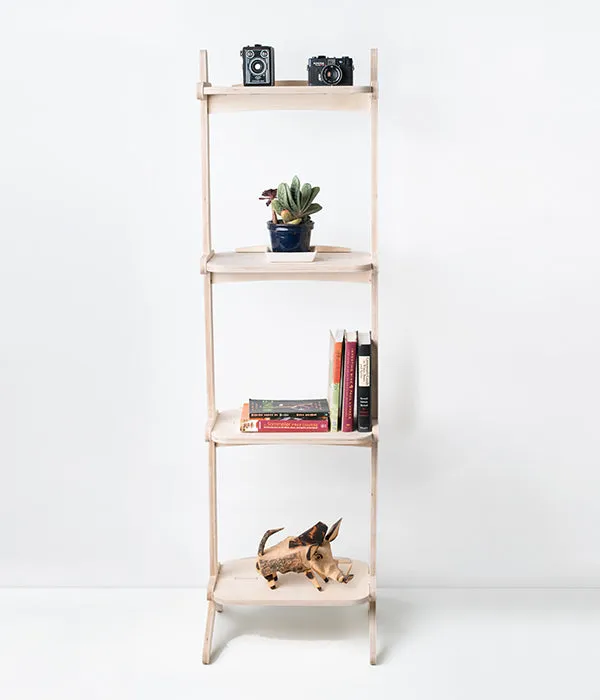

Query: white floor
left=1, top=588, right=599, bottom=700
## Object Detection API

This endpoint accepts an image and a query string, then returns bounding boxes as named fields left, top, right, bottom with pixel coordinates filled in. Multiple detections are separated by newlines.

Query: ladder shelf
left=198, top=48, right=379, bottom=666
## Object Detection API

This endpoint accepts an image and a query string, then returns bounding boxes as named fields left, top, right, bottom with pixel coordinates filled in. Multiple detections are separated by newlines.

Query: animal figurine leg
left=305, top=570, right=323, bottom=591
left=263, top=573, right=277, bottom=590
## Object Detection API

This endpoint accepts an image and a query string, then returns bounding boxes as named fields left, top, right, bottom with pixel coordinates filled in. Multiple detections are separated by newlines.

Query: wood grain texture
left=211, top=408, right=375, bottom=447
left=212, top=557, right=369, bottom=606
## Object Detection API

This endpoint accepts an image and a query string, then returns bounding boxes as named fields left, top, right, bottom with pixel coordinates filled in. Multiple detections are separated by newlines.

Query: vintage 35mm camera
left=307, top=56, right=354, bottom=86
left=241, top=44, right=275, bottom=86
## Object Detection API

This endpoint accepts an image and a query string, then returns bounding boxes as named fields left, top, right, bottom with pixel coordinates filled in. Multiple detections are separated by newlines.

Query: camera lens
left=322, top=65, right=342, bottom=85
left=260, top=49, right=268, bottom=58
left=246, top=50, right=254, bottom=58
left=250, top=58, right=266, bottom=75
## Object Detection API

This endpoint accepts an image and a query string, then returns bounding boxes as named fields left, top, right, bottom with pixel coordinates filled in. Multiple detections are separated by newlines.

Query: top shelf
left=198, top=81, right=374, bottom=113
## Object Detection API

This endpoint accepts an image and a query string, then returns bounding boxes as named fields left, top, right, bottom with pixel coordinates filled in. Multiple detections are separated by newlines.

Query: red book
left=240, top=404, right=329, bottom=433
left=341, top=330, right=357, bottom=432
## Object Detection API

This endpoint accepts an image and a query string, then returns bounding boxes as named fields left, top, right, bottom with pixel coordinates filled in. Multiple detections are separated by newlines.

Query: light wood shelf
left=204, top=251, right=373, bottom=283
left=213, top=557, right=370, bottom=607
left=197, top=81, right=373, bottom=113
left=210, top=408, right=375, bottom=447
left=198, top=48, right=379, bottom=665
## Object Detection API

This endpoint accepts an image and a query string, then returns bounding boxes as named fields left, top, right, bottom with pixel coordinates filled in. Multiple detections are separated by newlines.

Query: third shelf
left=210, top=408, right=375, bottom=447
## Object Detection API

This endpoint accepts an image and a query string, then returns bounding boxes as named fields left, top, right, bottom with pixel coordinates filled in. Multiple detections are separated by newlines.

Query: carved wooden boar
left=256, top=519, right=353, bottom=591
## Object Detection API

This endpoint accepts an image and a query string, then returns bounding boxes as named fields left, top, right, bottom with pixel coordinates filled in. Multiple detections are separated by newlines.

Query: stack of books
left=328, top=329, right=372, bottom=433
left=238, top=328, right=372, bottom=434
left=240, top=399, right=330, bottom=433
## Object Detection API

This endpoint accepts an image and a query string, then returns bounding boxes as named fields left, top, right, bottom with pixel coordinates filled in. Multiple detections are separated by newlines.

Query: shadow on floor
left=209, top=594, right=417, bottom=663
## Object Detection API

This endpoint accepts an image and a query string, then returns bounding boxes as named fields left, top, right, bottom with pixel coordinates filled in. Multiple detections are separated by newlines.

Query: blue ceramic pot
left=267, top=220, right=314, bottom=253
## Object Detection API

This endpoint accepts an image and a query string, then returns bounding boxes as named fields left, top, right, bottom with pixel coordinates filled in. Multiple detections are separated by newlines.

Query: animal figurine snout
left=256, top=519, right=353, bottom=591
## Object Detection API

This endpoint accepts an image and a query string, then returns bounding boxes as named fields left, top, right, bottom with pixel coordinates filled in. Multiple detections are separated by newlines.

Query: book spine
left=248, top=411, right=329, bottom=420
left=241, top=419, right=329, bottom=433
left=329, top=339, right=344, bottom=432
left=357, top=339, right=372, bottom=432
left=341, top=337, right=357, bottom=432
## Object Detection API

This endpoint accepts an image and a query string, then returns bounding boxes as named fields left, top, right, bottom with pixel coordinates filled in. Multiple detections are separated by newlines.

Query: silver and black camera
left=241, top=44, right=274, bottom=86
left=307, top=56, right=354, bottom=86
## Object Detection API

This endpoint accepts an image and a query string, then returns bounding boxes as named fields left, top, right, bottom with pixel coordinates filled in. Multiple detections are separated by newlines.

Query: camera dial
left=246, top=49, right=254, bottom=58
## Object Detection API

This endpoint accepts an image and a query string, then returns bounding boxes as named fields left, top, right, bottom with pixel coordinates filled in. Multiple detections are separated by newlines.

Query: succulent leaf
left=306, top=186, right=320, bottom=209
left=272, top=199, right=283, bottom=214
left=299, top=183, right=312, bottom=209
left=305, top=203, right=322, bottom=216
left=277, top=183, right=292, bottom=211
left=281, top=209, right=294, bottom=223
left=290, top=176, right=301, bottom=209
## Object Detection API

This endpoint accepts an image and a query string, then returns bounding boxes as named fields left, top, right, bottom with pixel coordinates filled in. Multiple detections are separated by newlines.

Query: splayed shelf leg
left=202, top=600, right=217, bottom=665
left=369, top=597, right=377, bottom=665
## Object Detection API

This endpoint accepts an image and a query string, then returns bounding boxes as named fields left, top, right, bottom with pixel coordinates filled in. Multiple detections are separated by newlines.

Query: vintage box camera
left=241, top=45, right=275, bottom=86
left=307, top=56, right=354, bottom=86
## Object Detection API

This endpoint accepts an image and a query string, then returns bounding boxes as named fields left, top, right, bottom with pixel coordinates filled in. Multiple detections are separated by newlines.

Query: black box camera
left=307, top=56, right=354, bottom=86
left=241, top=45, right=275, bottom=86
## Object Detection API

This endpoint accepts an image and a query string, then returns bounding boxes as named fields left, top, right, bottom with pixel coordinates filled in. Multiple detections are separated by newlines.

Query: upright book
left=357, top=331, right=372, bottom=432
left=328, top=329, right=345, bottom=432
left=341, top=330, right=357, bottom=432
left=248, top=398, right=329, bottom=420
left=240, top=404, right=329, bottom=433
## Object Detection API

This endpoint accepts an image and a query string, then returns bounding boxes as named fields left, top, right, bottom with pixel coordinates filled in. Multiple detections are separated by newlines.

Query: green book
left=328, top=329, right=345, bottom=432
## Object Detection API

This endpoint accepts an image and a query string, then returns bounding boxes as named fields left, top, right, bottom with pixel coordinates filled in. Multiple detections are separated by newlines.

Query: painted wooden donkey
left=256, top=519, right=354, bottom=591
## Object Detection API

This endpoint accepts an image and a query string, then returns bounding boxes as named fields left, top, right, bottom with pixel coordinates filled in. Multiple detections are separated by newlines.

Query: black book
left=357, top=332, right=372, bottom=432
left=248, top=398, right=330, bottom=420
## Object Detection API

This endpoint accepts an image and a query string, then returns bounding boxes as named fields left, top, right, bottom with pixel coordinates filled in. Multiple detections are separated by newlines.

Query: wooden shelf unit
left=198, top=49, right=379, bottom=665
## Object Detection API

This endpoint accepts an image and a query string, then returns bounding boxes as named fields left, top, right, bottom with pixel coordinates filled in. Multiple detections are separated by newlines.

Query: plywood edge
left=208, top=92, right=371, bottom=114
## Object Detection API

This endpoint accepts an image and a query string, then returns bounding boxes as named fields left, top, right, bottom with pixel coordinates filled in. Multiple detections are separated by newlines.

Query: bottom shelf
left=212, top=557, right=370, bottom=607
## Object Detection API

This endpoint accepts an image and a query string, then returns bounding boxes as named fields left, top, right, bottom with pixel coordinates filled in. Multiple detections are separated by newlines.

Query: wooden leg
left=369, top=597, right=377, bottom=665
left=202, top=600, right=216, bottom=665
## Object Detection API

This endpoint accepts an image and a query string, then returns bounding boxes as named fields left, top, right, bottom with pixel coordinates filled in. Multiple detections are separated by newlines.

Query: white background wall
left=1, top=0, right=599, bottom=587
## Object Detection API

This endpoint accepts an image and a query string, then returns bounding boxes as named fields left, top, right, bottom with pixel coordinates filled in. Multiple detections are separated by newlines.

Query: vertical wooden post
left=369, top=47, right=379, bottom=666
left=200, top=51, right=218, bottom=617
left=370, top=48, right=379, bottom=423
left=200, top=50, right=216, bottom=423
left=370, top=48, right=379, bottom=266
left=208, top=440, right=218, bottom=576
left=199, top=49, right=212, bottom=257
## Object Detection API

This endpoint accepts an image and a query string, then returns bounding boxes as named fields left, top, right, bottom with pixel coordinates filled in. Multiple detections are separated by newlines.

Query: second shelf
left=203, top=250, right=373, bottom=283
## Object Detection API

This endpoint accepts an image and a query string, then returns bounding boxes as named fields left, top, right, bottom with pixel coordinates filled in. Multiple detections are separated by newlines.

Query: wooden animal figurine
left=256, top=519, right=354, bottom=591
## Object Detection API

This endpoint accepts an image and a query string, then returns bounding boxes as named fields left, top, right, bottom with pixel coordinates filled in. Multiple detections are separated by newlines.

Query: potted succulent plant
left=259, top=176, right=322, bottom=253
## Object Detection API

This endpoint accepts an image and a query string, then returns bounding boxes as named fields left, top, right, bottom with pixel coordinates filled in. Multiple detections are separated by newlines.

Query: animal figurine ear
left=289, top=521, right=327, bottom=548
left=325, top=518, right=343, bottom=542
